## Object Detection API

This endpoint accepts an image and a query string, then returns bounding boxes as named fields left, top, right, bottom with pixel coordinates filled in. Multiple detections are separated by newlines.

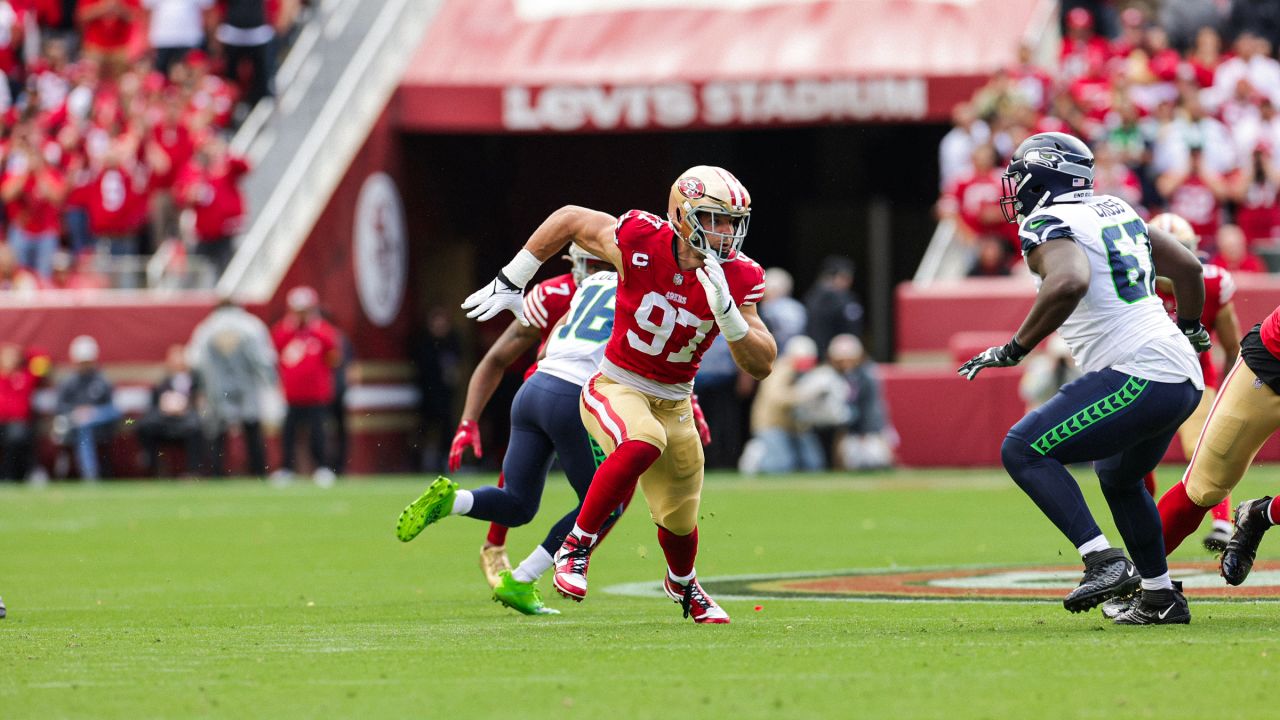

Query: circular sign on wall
left=353, top=172, right=408, bottom=327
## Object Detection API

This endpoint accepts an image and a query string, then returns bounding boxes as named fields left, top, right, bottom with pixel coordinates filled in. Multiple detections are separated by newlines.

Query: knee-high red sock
left=576, top=440, right=660, bottom=535
left=485, top=472, right=509, bottom=546
left=1210, top=495, right=1233, bottom=524
left=657, top=525, right=699, bottom=579
left=1158, top=481, right=1212, bottom=554
left=1143, top=471, right=1157, bottom=497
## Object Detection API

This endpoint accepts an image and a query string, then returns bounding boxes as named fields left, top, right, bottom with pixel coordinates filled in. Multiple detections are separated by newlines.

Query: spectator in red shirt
left=1, top=128, right=69, bottom=279
left=939, top=143, right=1017, bottom=256
left=148, top=88, right=194, bottom=247
left=77, top=0, right=142, bottom=79
left=1231, top=143, right=1280, bottom=245
left=175, top=133, right=248, bottom=277
left=87, top=138, right=148, bottom=262
left=0, top=342, right=39, bottom=481
left=1187, top=26, right=1223, bottom=89
left=1157, top=144, right=1230, bottom=245
left=1211, top=224, right=1269, bottom=274
left=271, top=286, right=339, bottom=485
left=1060, top=7, right=1110, bottom=82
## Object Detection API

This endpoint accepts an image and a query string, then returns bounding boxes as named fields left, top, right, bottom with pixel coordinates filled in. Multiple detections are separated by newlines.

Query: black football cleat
left=1114, top=585, right=1191, bottom=625
left=0, top=595, right=5, bottom=619
left=1102, top=580, right=1183, bottom=621
left=1221, top=497, right=1274, bottom=586
left=1063, top=547, right=1141, bottom=613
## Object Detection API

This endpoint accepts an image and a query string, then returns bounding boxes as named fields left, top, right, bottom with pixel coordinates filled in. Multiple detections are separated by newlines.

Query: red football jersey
left=1159, top=262, right=1236, bottom=389
left=521, top=272, right=577, bottom=380
left=603, top=210, right=765, bottom=388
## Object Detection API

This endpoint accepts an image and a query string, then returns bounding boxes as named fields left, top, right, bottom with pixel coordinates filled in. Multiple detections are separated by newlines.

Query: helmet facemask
left=1000, top=170, right=1049, bottom=224
left=677, top=204, right=750, bottom=262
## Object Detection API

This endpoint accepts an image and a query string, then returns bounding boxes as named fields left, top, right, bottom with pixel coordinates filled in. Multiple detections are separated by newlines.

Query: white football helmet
left=567, top=244, right=609, bottom=284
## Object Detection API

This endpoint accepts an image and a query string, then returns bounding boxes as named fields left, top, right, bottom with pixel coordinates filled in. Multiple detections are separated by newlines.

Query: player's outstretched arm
left=1150, top=225, right=1209, bottom=351
left=459, top=318, right=541, bottom=423
left=959, top=238, right=1087, bottom=381
left=462, top=207, right=622, bottom=324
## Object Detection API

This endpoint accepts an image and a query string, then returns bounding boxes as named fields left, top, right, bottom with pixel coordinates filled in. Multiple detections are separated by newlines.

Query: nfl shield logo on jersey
left=673, top=274, right=684, bottom=285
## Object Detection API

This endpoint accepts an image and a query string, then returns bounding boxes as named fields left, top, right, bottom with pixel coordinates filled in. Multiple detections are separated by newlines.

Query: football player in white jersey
left=396, top=258, right=628, bottom=615
left=959, top=132, right=1211, bottom=625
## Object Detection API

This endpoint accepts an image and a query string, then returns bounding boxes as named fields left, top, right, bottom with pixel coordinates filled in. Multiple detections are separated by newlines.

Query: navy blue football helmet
left=999, top=132, right=1095, bottom=224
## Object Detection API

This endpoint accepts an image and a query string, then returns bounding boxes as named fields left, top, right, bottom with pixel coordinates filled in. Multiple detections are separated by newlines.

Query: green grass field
left=4, top=466, right=1280, bottom=719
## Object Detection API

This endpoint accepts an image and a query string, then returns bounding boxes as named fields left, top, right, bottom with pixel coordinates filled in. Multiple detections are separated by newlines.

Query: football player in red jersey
left=449, top=251, right=583, bottom=588
left=1141, top=214, right=1243, bottom=551
left=462, top=166, right=776, bottom=623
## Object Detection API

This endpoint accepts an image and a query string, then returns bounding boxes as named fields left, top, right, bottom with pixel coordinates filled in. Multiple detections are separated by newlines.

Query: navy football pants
left=467, top=372, right=621, bottom=555
left=1001, top=368, right=1201, bottom=580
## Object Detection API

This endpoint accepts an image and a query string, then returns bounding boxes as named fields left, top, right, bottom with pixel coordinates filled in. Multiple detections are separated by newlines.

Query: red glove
left=691, top=394, right=712, bottom=446
left=448, top=420, right=483, bottom=472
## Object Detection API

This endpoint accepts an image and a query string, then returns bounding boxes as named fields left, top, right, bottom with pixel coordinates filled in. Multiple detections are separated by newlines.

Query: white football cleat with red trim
left=663, top=574, right=730, bottom=624
left=552, top=530, right=598, bottom=602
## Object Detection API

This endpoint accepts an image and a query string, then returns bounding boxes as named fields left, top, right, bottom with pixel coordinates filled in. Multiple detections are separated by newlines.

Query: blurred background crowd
left=0, top=283, right=351, bottom=483
left=0, top=0, right=308, bottom=292
left=940, top=0, right=1280, bottom=278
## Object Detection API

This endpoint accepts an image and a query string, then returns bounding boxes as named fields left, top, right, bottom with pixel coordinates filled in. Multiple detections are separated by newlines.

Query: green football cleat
left=493, top=570, right=560, bottom=616
left=396, top=476, right=459, bottom=542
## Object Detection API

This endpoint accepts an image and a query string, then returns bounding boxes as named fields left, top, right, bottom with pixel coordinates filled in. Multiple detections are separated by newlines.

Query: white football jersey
left=1019, top=195, right=1203, bottom=389
left=535, top=271, right=617, bottom=387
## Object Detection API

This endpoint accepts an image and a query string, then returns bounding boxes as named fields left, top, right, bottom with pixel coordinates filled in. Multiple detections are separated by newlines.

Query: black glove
left=1178, top=316, right=1212, bottom=354
left=957, top=337, right=1030, bottom=380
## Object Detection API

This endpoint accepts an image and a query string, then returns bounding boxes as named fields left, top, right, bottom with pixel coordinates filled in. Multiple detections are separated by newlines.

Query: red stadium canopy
left=396, top=0, right=1051, bottom=132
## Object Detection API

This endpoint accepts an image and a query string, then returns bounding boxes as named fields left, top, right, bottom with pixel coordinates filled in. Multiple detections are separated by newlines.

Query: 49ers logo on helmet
left=677, top=177, right=705, bottom=199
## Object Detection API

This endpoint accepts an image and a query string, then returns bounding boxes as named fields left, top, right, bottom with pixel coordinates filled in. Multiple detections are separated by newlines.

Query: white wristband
left=717, top=304, right=749, bottom=343
left=501, top=249, right=542, bottom=289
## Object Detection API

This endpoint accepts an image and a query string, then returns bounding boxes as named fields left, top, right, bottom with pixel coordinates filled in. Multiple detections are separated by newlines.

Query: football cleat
left=1202, top=521, right=1233, bottom=554
left=0, top=595, right=5, bottom=619
left=480, top=544, right=512, bottom=589
left=493, top=571, right=560, bottom=616
left=663, top=574, right=730, bottom=624
left=395, top=476, right=458, bottom=542
left=1063, top=547, right=1141, bottom=613
left=1101, top=580, right=1182, bottom=620
left=1113, top=585, right=1191, bottom=625
left=1221, top=497, right=1274, bottom=586
left=552, top=530, right=598, bottom=602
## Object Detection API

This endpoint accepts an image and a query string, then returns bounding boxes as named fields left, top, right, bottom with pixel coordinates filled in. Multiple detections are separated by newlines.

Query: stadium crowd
left=939, top=1, right=1280, bottom=276
left=0, top=284, right=351, bottom=483
left=0, top=1, right=304, bottom=291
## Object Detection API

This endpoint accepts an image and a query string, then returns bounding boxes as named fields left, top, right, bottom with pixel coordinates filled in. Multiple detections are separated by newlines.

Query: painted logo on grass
left=604, top=562, right=1280, bottom=603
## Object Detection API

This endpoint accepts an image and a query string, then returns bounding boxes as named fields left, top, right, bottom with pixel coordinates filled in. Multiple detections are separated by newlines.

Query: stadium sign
left=501, top=77, right=929, bottom=132
left=605, top=562, right=1280, bottom=602
left=353, top=172, right=408, bottom=328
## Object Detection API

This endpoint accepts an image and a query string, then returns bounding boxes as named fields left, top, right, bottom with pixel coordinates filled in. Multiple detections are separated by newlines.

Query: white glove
left=461, top=249, right=542, bottom=324
left=695, top=257, right=749, bottom=342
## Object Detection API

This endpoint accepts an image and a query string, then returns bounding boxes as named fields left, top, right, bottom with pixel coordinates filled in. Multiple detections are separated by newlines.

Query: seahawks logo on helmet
left=1022, top=148, right=1066, bottom=169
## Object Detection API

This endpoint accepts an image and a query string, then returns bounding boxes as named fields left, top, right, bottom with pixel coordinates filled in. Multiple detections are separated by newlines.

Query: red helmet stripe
left=712, top=167, right=740, bottom=206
